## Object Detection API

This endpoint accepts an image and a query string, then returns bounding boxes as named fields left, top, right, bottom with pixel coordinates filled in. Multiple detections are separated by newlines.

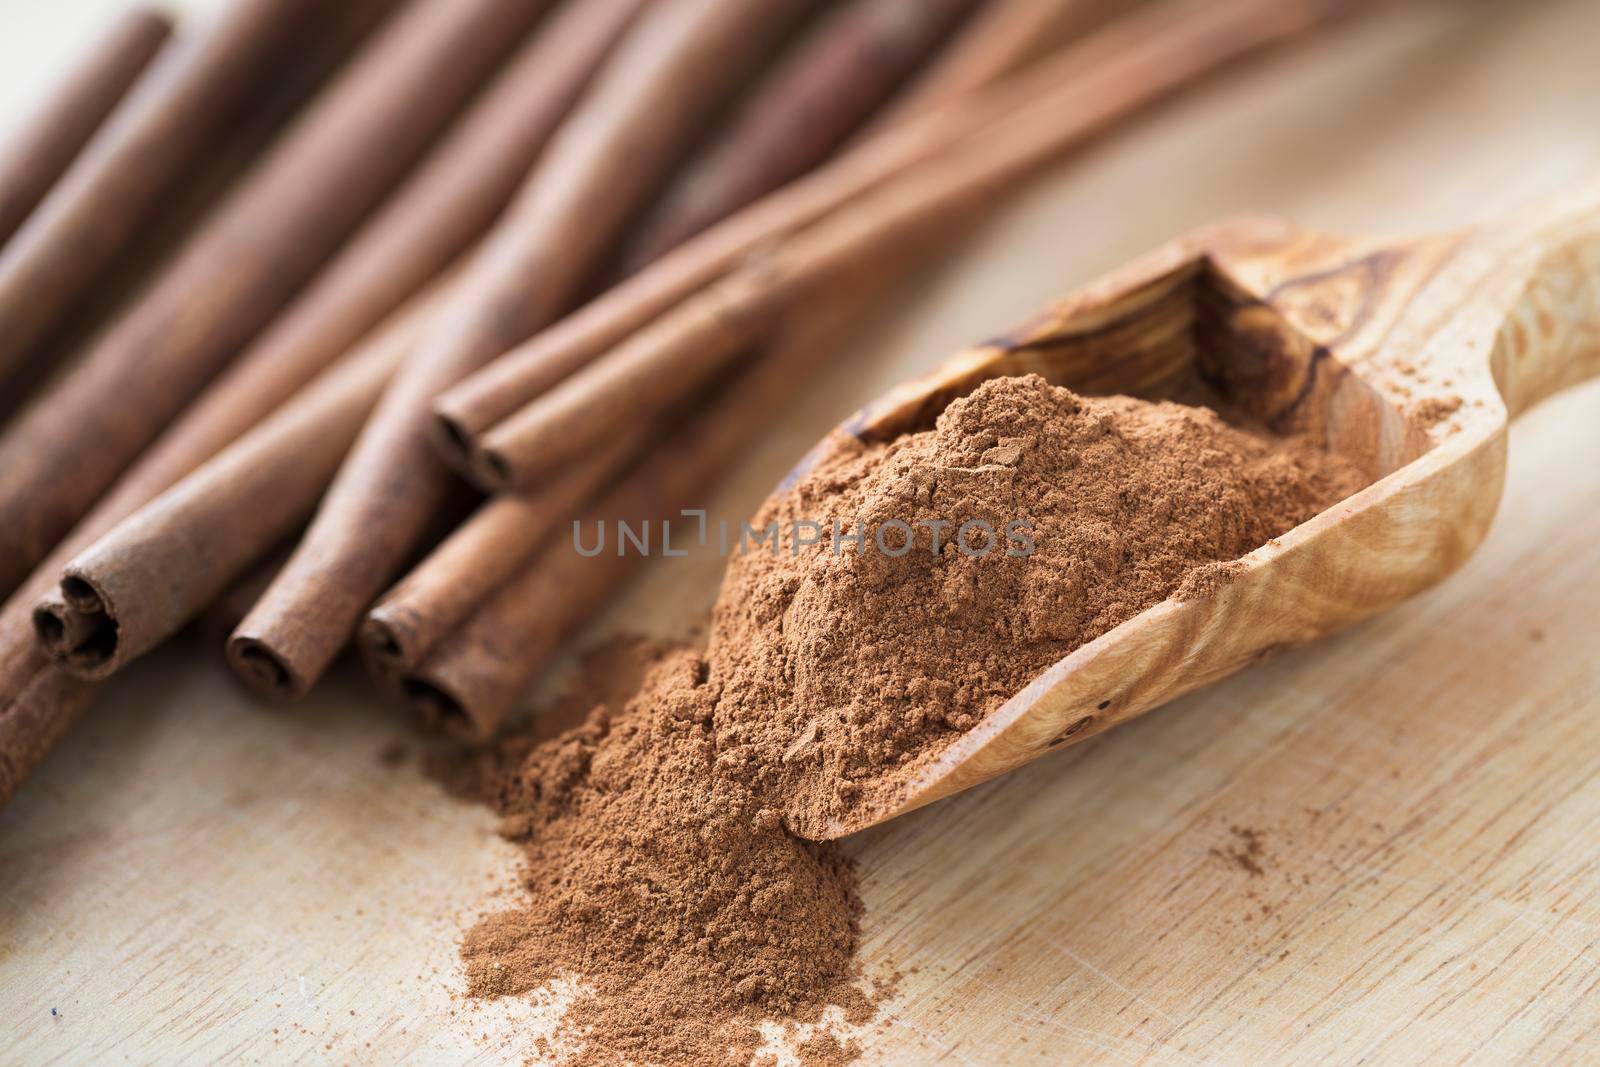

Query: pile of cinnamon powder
left=456, top=646, right=876, bottom=1066
left=710, top=374, right=1367, bottom=835
left=456, top=374, right=1366, bottom=1064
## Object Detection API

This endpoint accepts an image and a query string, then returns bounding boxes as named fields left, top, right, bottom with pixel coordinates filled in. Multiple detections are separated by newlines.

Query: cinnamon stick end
left=430, top=407, right=484, bottom=484
left=61, top=573, right=105, bottom=614
left=468, top=446, right=517, bottom=494
left=226, top=635, right=308, bottom=703
left=32, top=602, right=71, bottom=657
left=358, top=614, right=414, bottom=679
left=34, top=576, right=121, bottom=679
left=399, top=674, right=486, bottom=740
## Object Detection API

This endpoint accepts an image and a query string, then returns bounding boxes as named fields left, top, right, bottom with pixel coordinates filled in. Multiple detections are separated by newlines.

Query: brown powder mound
left=459, top=649, right=875, bottom=1066
left=708, top=374, right=1367, bottom=836
left=454, top=373, right=1366, bottom=1062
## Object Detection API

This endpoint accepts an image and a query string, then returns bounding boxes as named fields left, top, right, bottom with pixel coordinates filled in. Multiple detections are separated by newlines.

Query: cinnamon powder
left=455, top=374, right=1366, bottom=1063
left=456, top=648, right=874, bottom=1066
left=711, top=374, right=1367, bottom=836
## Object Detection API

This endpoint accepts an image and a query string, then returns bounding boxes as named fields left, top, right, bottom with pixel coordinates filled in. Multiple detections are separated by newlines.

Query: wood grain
left=2, top=0, right=1598, bottom=1063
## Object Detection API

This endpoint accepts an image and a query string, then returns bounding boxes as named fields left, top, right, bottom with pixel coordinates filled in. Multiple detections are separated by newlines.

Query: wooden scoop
left=795, top=185, right=1600, bottom=840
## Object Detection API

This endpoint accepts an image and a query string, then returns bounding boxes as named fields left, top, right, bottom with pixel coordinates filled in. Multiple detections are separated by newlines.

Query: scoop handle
left=1488, top=183, right=1600, bottom=418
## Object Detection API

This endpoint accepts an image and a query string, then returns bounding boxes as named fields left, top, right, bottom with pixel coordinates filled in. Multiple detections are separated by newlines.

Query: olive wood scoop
left=792, top=185, right=1600, bottom=840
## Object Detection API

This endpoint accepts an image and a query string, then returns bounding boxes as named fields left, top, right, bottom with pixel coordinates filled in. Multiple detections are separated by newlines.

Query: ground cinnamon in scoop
left=457, top=374, right=1366, bottom=1063
left=712, top=374, right=1367, bottom=835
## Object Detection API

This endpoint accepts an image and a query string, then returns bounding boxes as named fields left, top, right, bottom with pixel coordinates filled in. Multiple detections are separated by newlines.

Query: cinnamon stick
left=200, top=549, right=291, bottom=657
left=399, top=304, right=862, bottom=739
left=397, top=517, right=633, bottom=739
left=32, top=285, right=442, bottom=682
left=360, top=433, right=642, bottom=677
left=0, top=0, right=552, bottom=598
left=426, top=0, right=1316, bottom=469
left=467, top=0, right=1374, bottom=490
left=0, top=667, right=96, bottom=809
left=225, top=0, right=814, bottom=702
left=93, top=0, right=646, bottom=552
left=0, top=0, right=326, bottom=396
left=0, top=8, right=171, bottom=256
left=0, top=2, right=402, bottom=812
left=403, top=270, right=900, bottom=740
left=426, top=96, right=968, bottom=468
left=615, top=0, right=985, bottom=273
left=426, top=3, right=1139, bottom=469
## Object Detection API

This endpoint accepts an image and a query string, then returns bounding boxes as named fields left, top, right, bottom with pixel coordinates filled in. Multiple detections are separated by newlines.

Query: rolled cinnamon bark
left=405, top=97, right=1035, bottom=737
left=0, top=0, right=326, bottom=397
left=32, top=285, right=442, bottom=683
left=0, top=0, right=551, bottom=598
left=0, top=667, right=96, bottom=809
left=31, top=588, right=103, bottom=668
left=0, top=8, right=171, bottom=256
left=200, top=549, right=291, bottom=657
left=427, top=96, right=971, bottom=469
left=398, top=520, right=634, bottom=739
left=423, top=0, right=1279, bottom=468
left=226, top=0, right=814, bottom=702
left=360, top=433, right=642, bottom=678
left=0, top=1, right=403, bottom=812
left=0, top=1, right=407, bottom=429
left=616, top=0, right=985, bottom=273
left=91, top=0, right=645, bottom=555
left=201, top=497, right=470, bottom=666
left=425, top=5, right=1108, bottom=467
left=400, top=307, right=859, bottom=739
left=468, top=0, right=1367, bottom=489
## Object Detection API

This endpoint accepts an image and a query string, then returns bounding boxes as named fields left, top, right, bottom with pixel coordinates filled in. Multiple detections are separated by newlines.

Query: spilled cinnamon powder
left=455, top=375, right=1366, bottom=1063
left=455, top=647, right=874, bottom=1066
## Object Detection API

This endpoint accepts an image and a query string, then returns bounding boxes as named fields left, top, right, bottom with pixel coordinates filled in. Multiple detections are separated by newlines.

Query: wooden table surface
left=3, top=1, right=1598, bottom=1063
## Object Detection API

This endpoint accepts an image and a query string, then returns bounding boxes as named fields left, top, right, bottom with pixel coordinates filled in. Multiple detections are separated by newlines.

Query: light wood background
left=2, top=1, right=1598, bottom=1063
